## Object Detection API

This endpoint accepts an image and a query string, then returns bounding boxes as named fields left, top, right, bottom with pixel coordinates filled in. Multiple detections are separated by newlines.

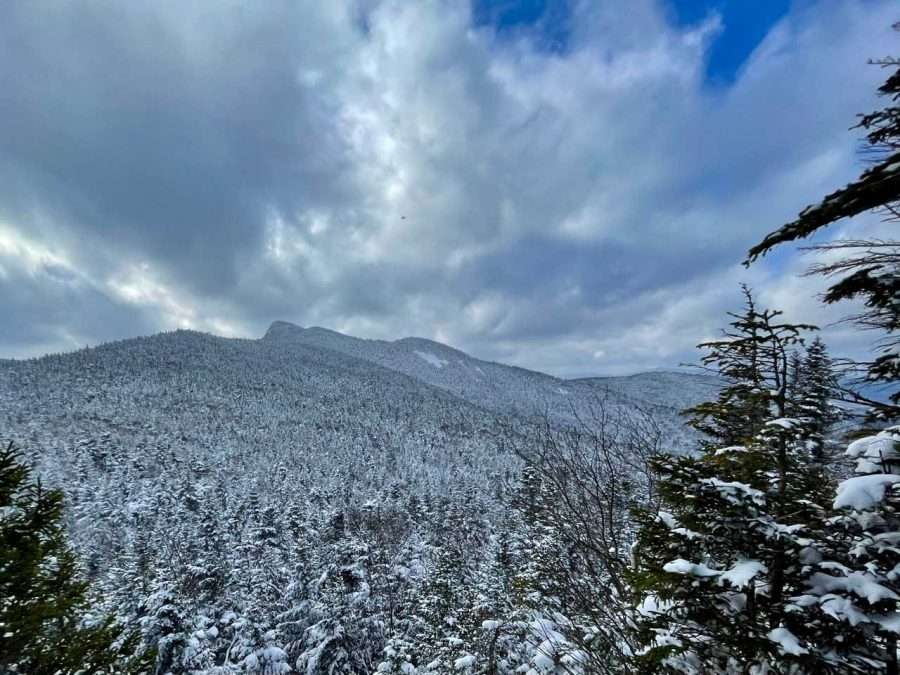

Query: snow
left=636, top=593, right=674, bottom=617
left=525, top=616, right=584, bottom=674
left=718, top=560, right=766, bottom=589
left=833, top=474, right=900, bottom=510
left=808, top=571, right=900, bottom=604
left=700, top=478, right=765, bottom=505
left=877, top=612, right=900, bottom=634
left=813, top=594, right=871, bottom=626
left=766, top=418, right=798, bottom=430
left=767, top=627, right=808, bottom=655
left=663, top=558, right=766, bottom=586
left=454, top=654, right=475, bottom=670
left=663, top=559, right=720, bottom=578
left=672, top=526, right=702, bottom=540
left=414, top=350, right=448, bottom=368
left=657, top=511, right=677, bottom=529
left=656, top=512, right=702, bottom=539
left=713, top=445, right=748, bottom=456
left=531, top=650, right=555, bottom=672
left=846, top=428, right=900, bottom=473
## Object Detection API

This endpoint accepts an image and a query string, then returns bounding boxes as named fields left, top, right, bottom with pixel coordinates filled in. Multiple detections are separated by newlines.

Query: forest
left=3, top=20, right=900, bottom=675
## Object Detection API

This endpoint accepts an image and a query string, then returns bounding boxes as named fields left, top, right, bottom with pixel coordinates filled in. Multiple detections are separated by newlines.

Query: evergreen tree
left=376, top=635, right=418, bottom=674
left=796, top=426, right=900, bottom=674
left=140, top=581, right=188, bottom=675
left=630, top=290, right=836, bottom=672
left=795, top=337, right=841, bottom=463
left=744, top=32, right=900, bottom=673
left=0, top=441, right=148, bottom=674
left=508, top=465, right=568, bottom=614
left=682, top=285, right=782, bottom=448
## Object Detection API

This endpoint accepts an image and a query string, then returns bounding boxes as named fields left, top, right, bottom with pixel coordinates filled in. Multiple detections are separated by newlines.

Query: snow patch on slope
left=414, top=350, right=448, bottom=369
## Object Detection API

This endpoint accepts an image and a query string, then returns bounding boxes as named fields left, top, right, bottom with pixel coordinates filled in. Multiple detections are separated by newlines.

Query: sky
left=0, top=0, right=897, bottom=377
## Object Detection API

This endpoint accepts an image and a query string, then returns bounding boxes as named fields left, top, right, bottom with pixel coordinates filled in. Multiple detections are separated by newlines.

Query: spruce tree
left=0, top=441, right=148, bottom=674
left=796, top=426, right=900, bottom=674
left=630, top=289, right=836, bottom=672
left=681, top=286, right=777, bottom=448
left=508, top=464, right=567, bottom=614
left=795, top=337, right=841, bottom=463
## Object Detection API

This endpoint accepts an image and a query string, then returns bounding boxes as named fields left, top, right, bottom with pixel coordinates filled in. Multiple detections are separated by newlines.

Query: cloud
left=0, top=0, right=896, bottom=376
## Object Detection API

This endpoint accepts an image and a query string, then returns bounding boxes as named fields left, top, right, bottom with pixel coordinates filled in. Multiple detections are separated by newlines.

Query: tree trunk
left=887, top=634, right=898, bottom=675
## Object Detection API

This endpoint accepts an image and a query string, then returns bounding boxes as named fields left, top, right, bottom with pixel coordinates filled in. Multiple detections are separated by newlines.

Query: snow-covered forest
left=3, top=12, right=900, bottom=675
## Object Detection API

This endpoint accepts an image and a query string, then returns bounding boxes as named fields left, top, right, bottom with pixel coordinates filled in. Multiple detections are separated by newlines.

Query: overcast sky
left=0, top=0, right=897, bottom=376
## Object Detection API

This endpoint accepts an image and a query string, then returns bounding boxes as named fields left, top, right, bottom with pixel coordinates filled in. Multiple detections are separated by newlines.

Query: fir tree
left=141, top=582, right=187, bottom=675
left=0, top=441, right=148, bottom=674
left=795, top=337, right=841, bottom=463
left=682, top=285, right=783, bottom=448
left=795, top=426, right=900, bottom=674
left=630, top=289, right=836, bottom=672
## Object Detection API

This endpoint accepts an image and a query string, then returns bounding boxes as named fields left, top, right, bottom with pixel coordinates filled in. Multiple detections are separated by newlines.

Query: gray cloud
left=0, top=2, right=359, bottom=291
left=0, top=0, right=896, bottom=376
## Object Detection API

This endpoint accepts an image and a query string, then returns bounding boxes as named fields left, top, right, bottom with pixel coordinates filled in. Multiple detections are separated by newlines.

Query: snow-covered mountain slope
left=263, top=321, right=567, bottom=418
left=576, top=371, right=722, bottom=412
left=0, top=324, right=718, bottom=558
left=0, top=324, right=716, bottom=486
left=262, top=321, right=716, bottom=426
left=0, top=324, right=717, bottom=552
left=1, top=329, right=515, bottom=573
left=0, top=328, right=504, bottom=486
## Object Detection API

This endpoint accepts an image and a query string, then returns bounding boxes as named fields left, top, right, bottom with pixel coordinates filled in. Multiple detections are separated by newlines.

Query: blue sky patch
left=473, top=0, right=793, bottom=84
left=666, top=0, right=792, bottom=84
left=471, top=0, right=573, bottom=53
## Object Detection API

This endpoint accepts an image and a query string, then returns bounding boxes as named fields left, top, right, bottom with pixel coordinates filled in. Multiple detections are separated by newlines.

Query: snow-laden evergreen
left=630, top=289, right=843, bottom=673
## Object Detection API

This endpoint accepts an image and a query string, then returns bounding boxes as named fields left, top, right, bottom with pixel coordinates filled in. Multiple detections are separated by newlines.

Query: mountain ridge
left=2, top=321, right=720, bottom=425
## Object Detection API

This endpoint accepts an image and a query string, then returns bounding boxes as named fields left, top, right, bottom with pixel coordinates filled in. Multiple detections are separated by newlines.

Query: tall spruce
left=0, top=441, right=149, bottom=674
left=794, top=338, right=841, bottom=463
left=630, top=288, right=837, bottom=672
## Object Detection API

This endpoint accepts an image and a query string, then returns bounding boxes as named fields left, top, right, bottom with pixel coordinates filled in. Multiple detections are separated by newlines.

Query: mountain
left=262, top=320, right=717, bottom=423
left=576, top=370, right=722, bottom=411
left=0, top=323, right=714, bottom=532
left=0, top=323, right=718, bottom=673
left=262, top=320, right=579, bottom=419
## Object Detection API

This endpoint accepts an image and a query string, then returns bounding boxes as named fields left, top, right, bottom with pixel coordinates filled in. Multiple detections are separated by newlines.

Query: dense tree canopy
left=0, top=441, right=147, bottom=674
